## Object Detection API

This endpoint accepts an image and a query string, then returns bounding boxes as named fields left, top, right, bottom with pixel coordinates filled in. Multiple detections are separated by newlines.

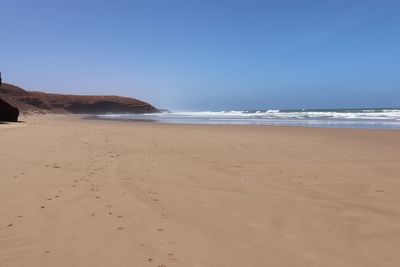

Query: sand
left=1, top=115, right=400, bottom=267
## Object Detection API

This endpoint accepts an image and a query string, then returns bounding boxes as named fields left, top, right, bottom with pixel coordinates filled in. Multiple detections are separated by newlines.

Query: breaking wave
left=96, top=108, right=400, bottom=129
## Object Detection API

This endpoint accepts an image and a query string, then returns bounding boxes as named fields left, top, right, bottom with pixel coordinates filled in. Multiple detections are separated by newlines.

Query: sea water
left=96, top=108, right=400, bottom=130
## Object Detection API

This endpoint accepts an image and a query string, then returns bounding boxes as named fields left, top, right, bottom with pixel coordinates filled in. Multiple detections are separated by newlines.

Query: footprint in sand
left=168, top=253, right=178, bottom=262
left=51, top=163, right=60, bottom=169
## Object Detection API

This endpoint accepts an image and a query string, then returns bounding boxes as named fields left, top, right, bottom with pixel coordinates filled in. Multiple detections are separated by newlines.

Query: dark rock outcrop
left=0, top=97, right=19, bottom=122
left=0, top=83, right=158, bottom=114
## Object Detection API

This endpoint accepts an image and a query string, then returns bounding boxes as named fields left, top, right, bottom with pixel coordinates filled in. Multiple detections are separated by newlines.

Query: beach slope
left=1, top=115, right=400, bottom=266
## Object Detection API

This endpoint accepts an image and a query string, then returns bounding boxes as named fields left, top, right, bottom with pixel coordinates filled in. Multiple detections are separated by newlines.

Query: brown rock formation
left=0, top=97, right=19, bottom=122
left=0, top=83, right=158, bottom=114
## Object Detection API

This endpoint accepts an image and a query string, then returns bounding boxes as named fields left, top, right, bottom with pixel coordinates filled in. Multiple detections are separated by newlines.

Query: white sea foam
left=97, top=109, right=400, bottom=129
left=150, top=110, right=400, bottom=120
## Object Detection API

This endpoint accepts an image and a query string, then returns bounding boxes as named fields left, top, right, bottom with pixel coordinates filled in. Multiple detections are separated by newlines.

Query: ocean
left=96, top=108, right=400, bottom=130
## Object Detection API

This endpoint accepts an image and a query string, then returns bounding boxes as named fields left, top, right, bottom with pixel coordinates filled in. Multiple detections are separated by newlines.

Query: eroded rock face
left=0, top=97, right=19, bottom=122
left=0, top=83, right=158, bottom=114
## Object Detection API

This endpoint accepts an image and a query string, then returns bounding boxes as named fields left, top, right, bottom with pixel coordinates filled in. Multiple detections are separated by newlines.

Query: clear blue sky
left=1, top=0, right=399, bottom=110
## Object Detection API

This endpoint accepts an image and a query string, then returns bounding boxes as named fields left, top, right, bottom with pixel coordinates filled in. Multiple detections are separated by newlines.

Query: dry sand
left=1, top=115, right=400, bottom=266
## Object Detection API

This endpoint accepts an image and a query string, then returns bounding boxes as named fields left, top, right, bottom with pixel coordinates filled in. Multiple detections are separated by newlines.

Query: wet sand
left=1, top=115, right=400, bottom=266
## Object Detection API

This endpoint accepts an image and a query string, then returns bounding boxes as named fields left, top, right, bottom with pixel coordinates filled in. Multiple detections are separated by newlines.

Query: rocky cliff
left=0, top=83, right=158, bottom=114
left=0, top=97, right=19, bottom=122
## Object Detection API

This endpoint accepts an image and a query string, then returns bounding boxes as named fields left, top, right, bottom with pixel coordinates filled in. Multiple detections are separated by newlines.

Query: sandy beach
left=1, top=115, right=400, bottom=267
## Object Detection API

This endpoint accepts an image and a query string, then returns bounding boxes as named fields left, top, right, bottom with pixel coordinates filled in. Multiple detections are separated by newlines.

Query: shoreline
left=1, top=114, right=400, bottom=266
left=85, top=114, right=400, bottom=132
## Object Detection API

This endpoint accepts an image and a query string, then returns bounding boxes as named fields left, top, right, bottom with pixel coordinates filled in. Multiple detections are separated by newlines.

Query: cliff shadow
left=0, top=120, right=25, bottom=124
